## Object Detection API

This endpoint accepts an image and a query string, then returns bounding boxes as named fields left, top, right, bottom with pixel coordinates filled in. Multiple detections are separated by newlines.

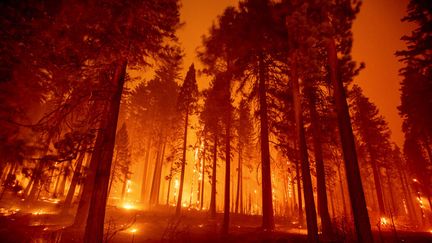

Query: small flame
left=129, top=228, right=137, bottom=233
left=122, top=202, right=135, bottom=210
left=32, top=210, right=46, bottom=215
left=380, top=217, right=388, bottom=226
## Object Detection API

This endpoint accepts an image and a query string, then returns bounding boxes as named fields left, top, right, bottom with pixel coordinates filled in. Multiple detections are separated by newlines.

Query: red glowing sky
left=177, top=0, right=414, bottom=146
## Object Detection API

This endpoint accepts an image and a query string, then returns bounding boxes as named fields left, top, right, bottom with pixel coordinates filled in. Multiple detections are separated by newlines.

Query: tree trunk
left=258, top=53, right=274, bottom=230
left=367, top=145, right=386, bottom=216
left=290, top=64, right=318, bottom=242
left=210, top=135, right=218, bottom=218
left=337, top=164, right=348, bottom=220
left=306, top=86, right=334, bottom=239
left=222, top=74, right=231, bottom=234
left=398, top=162, right=417, bottom=222
left=57, top=162, right=70, bottom=198
left=176, top=108, right=189, bottom=216
left=140, top=137, right=152, bottom=203
left=108, top=148, right=120, bottom=196
left=150, top=138, right=163, bottom=206
left=326, top=37, right=374, bottom=242
left=200, top=145, right=206, bottom=210
left=121, top=173, right=127, bottom=202
left=295, top=152, right=303, bottom=225
left=386, top=169, right=396, bottom=215
left=166, top=176, right=172, bottom=205
left=73, top=124, right=105, bottom=228
left=235, top=146, right=242, bottom=214
left=83, top=60, right=127, bottom=243
left=63, top=150, right=86, bottom=210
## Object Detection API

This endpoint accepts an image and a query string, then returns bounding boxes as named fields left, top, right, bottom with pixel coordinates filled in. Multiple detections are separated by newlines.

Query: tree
left=349, top=85, right=392, bottom=217
left=397, top=0, right=432, bottom=208
left=314, top=0, right=374, bottom=241
left=200, top=78, right=225, bottom=217
left=235, top=100, right=254, bottom=214
left=199, top=7, right=239, bottom=232
left=80, top=1, right=181, bottom=241
left=109, top=123, right=132, bottom=202
left=175, top=64, right=199, bottom=216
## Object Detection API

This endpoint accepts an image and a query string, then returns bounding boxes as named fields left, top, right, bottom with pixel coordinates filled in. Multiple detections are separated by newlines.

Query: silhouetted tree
left=175, top=64, right=198, bottom=216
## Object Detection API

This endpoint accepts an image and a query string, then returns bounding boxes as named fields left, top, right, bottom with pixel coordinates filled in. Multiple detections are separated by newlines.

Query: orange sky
left=178, top=0, right=414, bottom=146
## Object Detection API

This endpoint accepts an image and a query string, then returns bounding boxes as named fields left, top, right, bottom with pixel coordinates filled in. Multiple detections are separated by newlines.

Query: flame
left=129, top=228, right=138, bottom=233
left=122, top=202, right=135, bottom=210
left=32, top=210, right=47, bottom=215
left=380, top=217, right=388, bottom=226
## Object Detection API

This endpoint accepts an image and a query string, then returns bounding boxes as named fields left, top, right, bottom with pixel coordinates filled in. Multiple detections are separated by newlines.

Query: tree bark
left=398, top=162, right=417, bottom=223
left=258, top=53, right=274, bottom=230
left=290, top=64, right=318, bottom=243
left=326, top=37, right=374, bottom=243
left=306, top=87, right=334, bottom=239
left=222, top=74, right=231, bottom=234
left=176, top=107, right=189, bottom=216
left=83, top=60, right=127, bottom=243
left=235, top=146, right=242, bottom=214
left=337, top=164, right=348, bottom=220
left=108, top=148, right=119, bottom=196
left=63, top=150, right=86, bottom=210
left=200, top=144, right=206, bottom=210
left=150, top=138, right=163, bottom=206
left=295, top=153, right=303, bottom=225
left=73, top=124, right=105, bottom=228
left=140, top=137, right=152, bottom=203
left=367, top=145, right=386, bottom=216
left=121, top=173, right=127, bottom=202
left=210, top=135, right=218, bottom=218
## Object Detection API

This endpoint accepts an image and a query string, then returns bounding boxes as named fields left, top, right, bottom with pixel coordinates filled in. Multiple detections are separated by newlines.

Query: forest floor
left=0, top=193, right=431, bottom=242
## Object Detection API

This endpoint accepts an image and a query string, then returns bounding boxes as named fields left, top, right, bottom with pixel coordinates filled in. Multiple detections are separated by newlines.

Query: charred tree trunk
left=290, top=65, right=318, bottom=243
left=306, top=87, right=334, bottom=239
left=83, top=60, right=127, bottom=243
left=210, top=135, right=218, bottom=218
left=326, top=37, right=374, bottom=242
left=258, top=53, right=274, bottom=230
left=176, top=107, right=189, bottom=216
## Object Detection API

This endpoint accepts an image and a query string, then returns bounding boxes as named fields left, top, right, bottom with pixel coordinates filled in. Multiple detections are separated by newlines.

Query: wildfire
left=122, top=202, right=135, bottom=210
left=129, top=228, right=138, bottom=233
left=380, top=217, right=388, bottom=226
left=32, top=209, right=47, bottom=215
